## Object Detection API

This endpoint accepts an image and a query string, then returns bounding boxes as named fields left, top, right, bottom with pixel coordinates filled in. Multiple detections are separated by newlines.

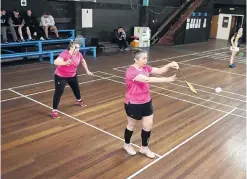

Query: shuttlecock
left=215, top=87, right=222, bottom=93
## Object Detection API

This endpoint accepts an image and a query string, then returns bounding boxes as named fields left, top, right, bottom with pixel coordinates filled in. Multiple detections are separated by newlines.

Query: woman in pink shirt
left=51, top=41, right=93, bottom=119
left=124, top=48, right=179, bottom=158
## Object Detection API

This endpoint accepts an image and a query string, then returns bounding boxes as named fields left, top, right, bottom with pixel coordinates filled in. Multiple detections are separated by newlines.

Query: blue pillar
left=143, top=0, right=149, bottom=6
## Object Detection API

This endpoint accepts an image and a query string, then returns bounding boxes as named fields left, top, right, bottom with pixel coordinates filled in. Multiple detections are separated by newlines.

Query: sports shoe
left=51, top=110, right=60, bottom=119
left=76, top=99, right=87, bottom=107
left=123, top=143, right=136, bottom=155
left=139, top=146, right=155, bottom=158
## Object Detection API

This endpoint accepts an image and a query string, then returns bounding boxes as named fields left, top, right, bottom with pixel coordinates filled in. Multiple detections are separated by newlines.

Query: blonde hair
left=67, top=41, right=76, bottom=50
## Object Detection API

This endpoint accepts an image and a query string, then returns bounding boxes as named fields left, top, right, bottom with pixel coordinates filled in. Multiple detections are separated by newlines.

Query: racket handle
left=178, top=69, right=187, bottom=80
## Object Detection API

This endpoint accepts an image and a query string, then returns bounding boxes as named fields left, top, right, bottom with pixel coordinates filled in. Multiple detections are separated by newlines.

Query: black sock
left=141, top=129, right=151, bottom=147
left=124, top=128, right=133, bottom=144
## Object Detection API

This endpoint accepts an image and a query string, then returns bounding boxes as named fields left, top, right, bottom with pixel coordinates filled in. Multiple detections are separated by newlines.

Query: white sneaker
left=123, top=143, right=136, bottom=155
left=139, top=146, right=155, bottom=159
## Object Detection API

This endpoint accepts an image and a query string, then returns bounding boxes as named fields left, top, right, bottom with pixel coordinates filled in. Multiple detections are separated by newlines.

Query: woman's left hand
left=86, top=71, right=93, bottom=76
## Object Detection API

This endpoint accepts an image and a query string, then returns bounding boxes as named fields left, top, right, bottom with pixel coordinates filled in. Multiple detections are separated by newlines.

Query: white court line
left=173, top=61, right=246, bottom=77
left=1, top=75, right=119, bottom=103
left=1, top=96, right=23, bottom=102
left=210, top=55, right=247, bottom=62
left=94, top=72, right=245, bottom=118
left=113, top=53, right=198, bottom=69
left=208, top=51, right=246, bottom=59
left=115, top=55, right=209, bottom=70
left=113, top=68, right=246, bottom=102
left=200, top=47, right=245, bottom=55
left=26, top=79, right=104, bottom=97
left=9, top=88, right=161, bottom=158
left=152, top=85, right=246, bottom=111
left=114, top=54, right=246, bottom=77
left=208, top=51, right=245, bottom=57
left=209, top=56, right=247, bottom=64
left=1, top=71, right=101, bottom=91
left=126, top=108, right=237, bottom=179
left=97, top=71, right=246, bottom=112
left=113, top=47, right=232, bottom=70
left=113, top=67, right=246, bottom=98
left=177, top=56, right=209, bottom=63
left=201, top=47, right=231, bottom=53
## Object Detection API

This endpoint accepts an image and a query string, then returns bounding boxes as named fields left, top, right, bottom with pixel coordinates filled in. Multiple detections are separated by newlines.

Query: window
left=222, top=17, right=229, bottom=28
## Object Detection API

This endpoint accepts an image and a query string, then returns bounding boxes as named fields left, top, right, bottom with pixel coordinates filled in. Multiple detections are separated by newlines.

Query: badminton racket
left=178, top=69, right=197, bottom=94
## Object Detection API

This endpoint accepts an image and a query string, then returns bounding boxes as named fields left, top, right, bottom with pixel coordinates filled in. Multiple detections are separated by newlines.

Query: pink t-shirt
left=55, top=50, right=84, bottom=78
left=125, top=65, right=153, bottom=104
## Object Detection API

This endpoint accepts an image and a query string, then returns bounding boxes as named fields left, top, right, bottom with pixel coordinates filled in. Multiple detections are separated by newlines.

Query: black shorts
left=124, top=100, right=153, bottom=120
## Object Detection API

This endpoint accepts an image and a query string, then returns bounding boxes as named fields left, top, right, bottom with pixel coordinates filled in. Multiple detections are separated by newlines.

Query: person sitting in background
left=117, top=27, right=129, bottom=51
left=1, top=8, right=18, bottom=43
left=111, top=29, right=119, bottom=43
left=9, top=9, right=34, bottom=41
left=25, top=9, right=45, bottom=40
left=40, top=12, right=60, bottom=40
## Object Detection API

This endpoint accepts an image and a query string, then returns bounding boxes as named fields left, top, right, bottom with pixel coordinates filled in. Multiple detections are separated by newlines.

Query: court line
left=113, top=47, right=232, bottom=70
left=209, top=54, right=246, bottom=61
left=1, top=71, right=101, bottom=91
left=181, top=51, right=245, bottom=64
left=126, top=108, right=237, bottom=179
left=99, top=72, right=246, bottom=112
left=1, top=76, right=117, bottom=103
left=156, top=58, right=246, bottom=77
left=200, top=47, right=231, bottom=53
left=207, top=50, right=245, bottom=56
left=94, top=72, right=245, bottom=118
left=114, top=68, right=246, bottom=102
left=209, top=55, right=247, bottom=63
left=1, top=96, right=23, bottom=102
left=177, top=62, right=246, bottom=77
left=152, top=85, right=246, bottom=111
left=208, top=52, right=246, bottom=60
left=200, top=47, right=245, bottom=55
left=177, top=56, right=209, bottom=63
left=8, top=88, right=162, bottom=158
left=208, top=56, right=246, bottom=64
left=109, top=70, right=246, bottom=111
left=114, top=55, right=246, bottom=77
left=112, top=53, right=198, bottom=69
left=114, top=55, right=209, bottom=70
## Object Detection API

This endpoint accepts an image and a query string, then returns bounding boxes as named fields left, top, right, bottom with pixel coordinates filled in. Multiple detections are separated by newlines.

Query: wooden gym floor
left=1, top=39, right=246, bottom=179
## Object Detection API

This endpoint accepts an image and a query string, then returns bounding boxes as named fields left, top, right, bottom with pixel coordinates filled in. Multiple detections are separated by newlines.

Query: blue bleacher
left=0, top=29, right=97, bottom=63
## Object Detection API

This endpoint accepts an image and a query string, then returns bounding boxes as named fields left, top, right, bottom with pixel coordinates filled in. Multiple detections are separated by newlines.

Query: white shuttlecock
left=215, top=87, right=222, bottom=93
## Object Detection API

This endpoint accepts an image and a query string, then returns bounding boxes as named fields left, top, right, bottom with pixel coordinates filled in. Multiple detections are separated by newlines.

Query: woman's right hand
left=65, top=59, right=72, bottom=66
left=165, top=74, right=177, bottom=83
